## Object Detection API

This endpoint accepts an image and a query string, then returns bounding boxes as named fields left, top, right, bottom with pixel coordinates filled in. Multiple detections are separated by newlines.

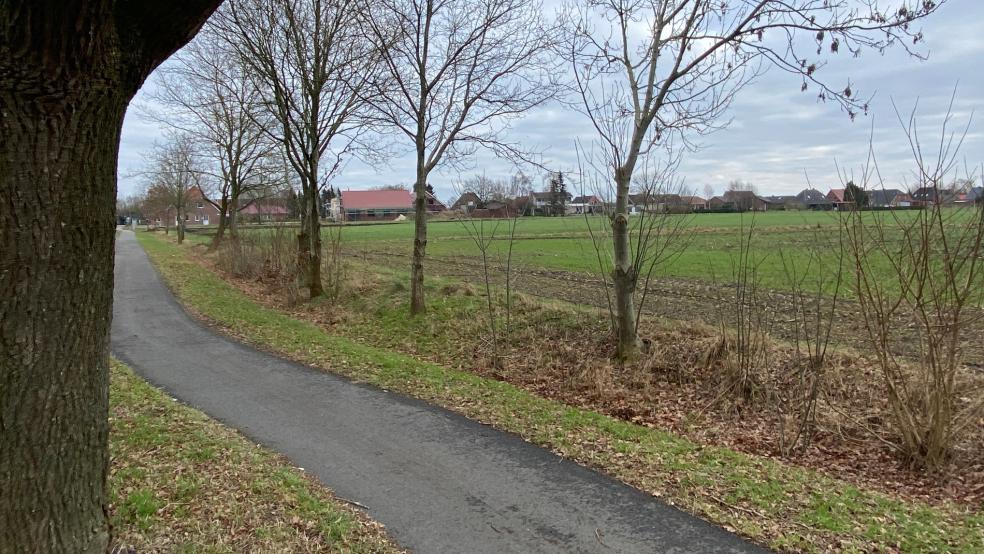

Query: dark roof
left=868, top=189, right=905, bottom=206
left=968, top=187, right=984, bottom=201
left=451, top=191, right=481, bottom=209
left=796, top=188, right=830, bottom=204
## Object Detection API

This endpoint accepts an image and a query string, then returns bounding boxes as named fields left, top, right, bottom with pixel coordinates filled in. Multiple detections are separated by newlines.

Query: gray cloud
left=118, top=0, right=983, bottom=202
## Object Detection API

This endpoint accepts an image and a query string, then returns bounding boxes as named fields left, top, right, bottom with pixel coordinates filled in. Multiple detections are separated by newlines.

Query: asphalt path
left=111, top=231, right=765, bottom=553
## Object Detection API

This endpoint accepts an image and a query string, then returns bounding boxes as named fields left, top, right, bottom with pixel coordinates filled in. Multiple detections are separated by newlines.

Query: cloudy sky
left=117, top=0, right=984, bottom=203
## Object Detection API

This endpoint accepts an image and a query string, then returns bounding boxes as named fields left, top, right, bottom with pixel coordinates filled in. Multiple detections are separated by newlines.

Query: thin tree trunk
left=177, top=206, right=186, bottom=243
left=612, top=168, right=642, bottom=360
left=0, top=77, right=123, bottom=554
left=307, top=179, right=324, bottom=298
left=410, top=149, right=428, bottom=314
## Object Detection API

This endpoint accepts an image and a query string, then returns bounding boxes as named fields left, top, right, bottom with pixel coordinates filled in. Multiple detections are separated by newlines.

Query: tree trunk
left=210, top=196, right=230, bottom=250
left=177, top=205, right=186, bottom=243
left=1, top=2, right=219, bottom=548
left=0, top=74, right=125, bottom=554
left=410, top=153, right=428, bottom=315
left=612, top=168, right=642, bottom=360
left=307, top=181, right=324, bottom=298
left=228, top=193, right=240, bottom=239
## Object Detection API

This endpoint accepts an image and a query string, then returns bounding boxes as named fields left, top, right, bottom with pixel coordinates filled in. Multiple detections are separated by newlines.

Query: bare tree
left=702, top=183, right=715, bottom=201
left=219, top=0, right=380, bottom=298
left=564, top=0, right=944, bottom=359
left=145, top=24, right=279, bottom=249
left=142, top=135, right=202, bottom=244
left=0, top=2, right=220, bottom=550
left=363, top=0, right=557, bottom=314
left=842, top=99, right=984, bottom=469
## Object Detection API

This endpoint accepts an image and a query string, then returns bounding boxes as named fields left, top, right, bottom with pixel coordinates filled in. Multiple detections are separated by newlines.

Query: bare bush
left=842, top=100, right=984, bottom=469
left=712, top=214, right=775, bottom=407
left=776, top=225, right=844, bottom=455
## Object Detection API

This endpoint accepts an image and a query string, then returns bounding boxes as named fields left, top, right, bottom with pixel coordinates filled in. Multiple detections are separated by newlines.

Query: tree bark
left=0, top=79, right=124, bottom=554
left=612, top=167, right=642, bottom=360
left=0, top=2, right=220, bottom=550
left=410, top=153, right=428, bottom=315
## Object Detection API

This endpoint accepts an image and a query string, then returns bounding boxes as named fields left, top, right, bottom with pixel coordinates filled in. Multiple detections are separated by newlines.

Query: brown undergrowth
left=199, top=240, right=984, bottom=509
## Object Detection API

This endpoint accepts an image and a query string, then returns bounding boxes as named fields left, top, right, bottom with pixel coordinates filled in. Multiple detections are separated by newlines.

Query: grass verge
left=136, top=230, right=983, bottom=553
left=109, top=359, right=400, bottom=552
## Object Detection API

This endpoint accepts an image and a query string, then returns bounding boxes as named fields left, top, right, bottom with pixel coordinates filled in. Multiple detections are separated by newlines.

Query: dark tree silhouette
left=0, top=1, right=221, bottom=550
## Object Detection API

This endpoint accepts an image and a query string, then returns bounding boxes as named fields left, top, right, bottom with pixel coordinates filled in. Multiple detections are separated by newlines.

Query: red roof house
left=339, top=189, right=446, bottom=221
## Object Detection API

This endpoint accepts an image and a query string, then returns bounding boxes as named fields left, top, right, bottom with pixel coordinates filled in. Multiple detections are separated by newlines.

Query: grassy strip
left=109, top=359, right=400, bottom=553
left=136, top=231, right=983, bottom=553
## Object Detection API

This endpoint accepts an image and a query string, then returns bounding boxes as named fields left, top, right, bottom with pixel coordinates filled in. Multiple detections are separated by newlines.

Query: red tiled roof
left=827, top=188, right=846, bottom=202
left=341, top=189, right=413, bottom=210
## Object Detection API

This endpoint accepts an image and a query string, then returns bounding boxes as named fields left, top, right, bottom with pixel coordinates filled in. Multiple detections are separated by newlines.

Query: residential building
left=793, top=188, right=833, bottom=210
left=868, top=189, right=912, bottom=208
left=338, top=189, right=447, bottom=221
left=570, top=195, right=603, bottom=214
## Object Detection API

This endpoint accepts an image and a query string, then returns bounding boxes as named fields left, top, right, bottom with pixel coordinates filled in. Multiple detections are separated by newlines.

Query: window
left=194, top=214, right=199, bottom=222
left=197, top=202, right=203, bottom=209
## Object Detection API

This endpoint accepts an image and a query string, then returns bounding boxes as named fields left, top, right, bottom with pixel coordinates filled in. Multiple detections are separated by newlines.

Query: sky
left=117, top=0, right=984, bottom=204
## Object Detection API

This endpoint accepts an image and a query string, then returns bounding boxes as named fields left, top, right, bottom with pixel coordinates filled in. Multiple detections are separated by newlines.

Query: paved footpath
left=111, top=231, right=765, bottom=553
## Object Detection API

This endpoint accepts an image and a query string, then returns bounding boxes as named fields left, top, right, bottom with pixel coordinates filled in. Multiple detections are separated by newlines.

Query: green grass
left=190, top=210, right=937, bottom=294
left=109, top=359, right=398, bottom=552
left=136, top=230, right=984, bottom=553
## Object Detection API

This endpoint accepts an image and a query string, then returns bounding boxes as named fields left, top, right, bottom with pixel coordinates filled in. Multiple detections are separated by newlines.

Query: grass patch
left=136, top=230, right=983, bottom=553
left=109, top=359, right=399, bottom=552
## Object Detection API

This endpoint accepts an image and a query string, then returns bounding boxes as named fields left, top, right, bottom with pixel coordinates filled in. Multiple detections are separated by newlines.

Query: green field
left=185, top=208, right=980, bottom=296
left=340, top=212, right=892, bottom=294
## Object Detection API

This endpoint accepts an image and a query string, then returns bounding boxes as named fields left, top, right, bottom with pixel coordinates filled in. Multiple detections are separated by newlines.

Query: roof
left=681, top=195, right=706, bottom=205
left=571, top=195, right=601, bottom=204
left=451, top=191, right=481, bottom=209
left=341, top=189, right=413, bottom=210
left=827, top=188, right=847, bottom=202
left=868, top=189, right=905, bottom=206
left=764, top=195, right=798, bottom=204
left=240, top=203, right=288, bottom=215
left=796, top=188, right=829, bottom=204
left=968, top=187, right=984, bottom=200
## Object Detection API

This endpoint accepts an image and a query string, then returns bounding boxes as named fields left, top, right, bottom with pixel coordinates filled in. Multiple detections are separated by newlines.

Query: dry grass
left=108, top=359, right=401, bottom=553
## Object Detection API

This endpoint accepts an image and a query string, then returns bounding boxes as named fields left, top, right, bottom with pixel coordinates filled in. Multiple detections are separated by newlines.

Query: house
left=826, top=188, right=855, bottom=210
left=529, top=190, right=572, bottom=216
left=723, top=190, right=769, bottom=211
left=795, top=188, right=833, bottom=210
left=868, top=189, right=912, bottom=208
left=763, top=195, right=800, bottom=210
left=338, top=189, right=447, bottom=221
left=451, top=192, right=482, bottom=213
left=239, top=201, right=289, bottom=223
left=968, top=187, right=984, bottom=204
left=186, top=188, right=222, bottom=226
left=570, top=195, right=603, bottom=214
left=707, top=195, right=730, bottom=210
left=681, top=195, right=708, bottom=212
left=910, top=186, right=958, bottom=206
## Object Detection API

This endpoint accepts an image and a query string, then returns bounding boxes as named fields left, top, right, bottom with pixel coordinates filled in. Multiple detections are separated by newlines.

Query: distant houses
left=435, top=181, right=982, bottom=220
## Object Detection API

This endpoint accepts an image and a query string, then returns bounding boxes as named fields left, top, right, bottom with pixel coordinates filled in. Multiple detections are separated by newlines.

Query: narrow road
left=111, top=231, right=764, bottom=554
